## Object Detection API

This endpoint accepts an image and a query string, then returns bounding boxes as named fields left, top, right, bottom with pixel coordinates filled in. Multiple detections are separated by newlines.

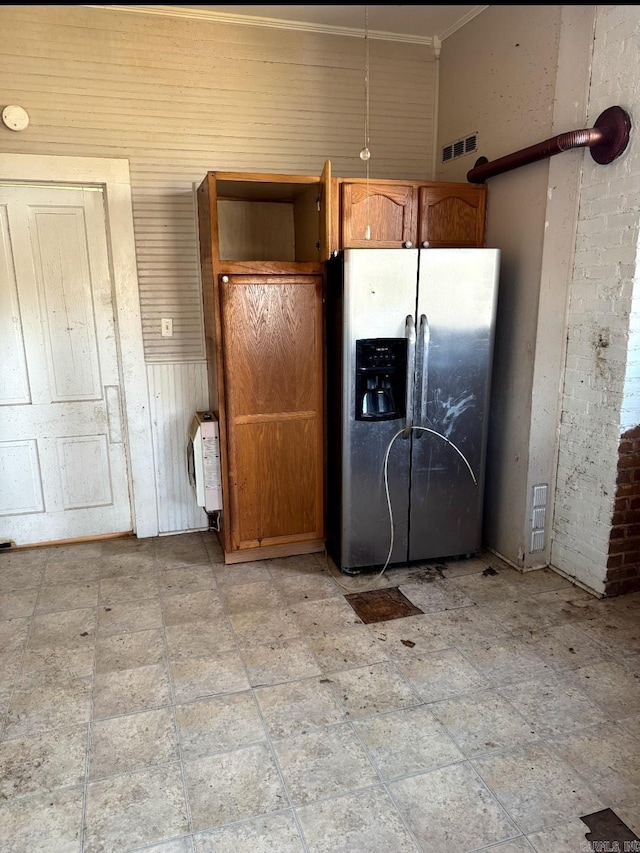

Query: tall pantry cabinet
left=197, top=165, right=331, bottom=565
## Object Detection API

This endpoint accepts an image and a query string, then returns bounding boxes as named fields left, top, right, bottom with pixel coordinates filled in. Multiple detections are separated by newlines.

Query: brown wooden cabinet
left=418, top=184, right=487, bottom=248
left=197, top=166, right=330, bottom=564
left=196, top=163, right=488, bottom=564
left=340, top=180, right=417, bottom=248
left=219, top=274, right=324, bottom=557
left=337, top=178, right=487, bottom=250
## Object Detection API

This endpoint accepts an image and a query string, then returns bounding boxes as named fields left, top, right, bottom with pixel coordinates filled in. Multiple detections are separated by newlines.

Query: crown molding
left=439, top=6, right=489, bottom=42
left=83, top=5, right=437, bottom=45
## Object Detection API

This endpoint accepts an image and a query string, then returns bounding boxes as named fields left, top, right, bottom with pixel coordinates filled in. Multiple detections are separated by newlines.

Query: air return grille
left=442, top=132, right=478, bottom=163
left=530, top=483, right=548, bottom=553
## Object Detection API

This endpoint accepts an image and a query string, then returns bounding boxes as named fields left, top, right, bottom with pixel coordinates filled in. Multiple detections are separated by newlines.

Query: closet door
left=219, top=273, right=324, bottom=553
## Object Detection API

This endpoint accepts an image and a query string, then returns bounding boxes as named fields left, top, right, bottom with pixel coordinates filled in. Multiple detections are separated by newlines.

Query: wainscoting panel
left=147, top=361, right=210, bottom=534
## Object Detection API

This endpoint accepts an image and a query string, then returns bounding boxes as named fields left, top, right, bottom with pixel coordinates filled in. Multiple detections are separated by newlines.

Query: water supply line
left=325, top=425, right=477, bottom=593
left=378, top=426, right=477, bottom=579
left=466, top=105, right=631, bottom=184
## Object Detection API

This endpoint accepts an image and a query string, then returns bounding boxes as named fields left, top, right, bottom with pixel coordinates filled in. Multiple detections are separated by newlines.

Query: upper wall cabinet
left=340, top=180, right=417, bottom=248
left=418, top=184, right=487, bottom=248
left=203, top=161, right=333, bottom=272
left=337, top=178, right=487, bottom=250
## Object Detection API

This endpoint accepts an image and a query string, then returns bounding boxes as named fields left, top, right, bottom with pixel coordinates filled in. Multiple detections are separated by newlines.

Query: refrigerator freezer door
left=340, top=249, right=419, bottom=570
left=409, top=249, right=499, bottom=560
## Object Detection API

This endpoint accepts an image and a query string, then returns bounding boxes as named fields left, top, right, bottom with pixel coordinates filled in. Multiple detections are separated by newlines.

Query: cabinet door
left=418, top=185, right=486, bottom=248
left=341, top=181, right=416, bottom=248
left=319, top=159, right=333, bottom=261
left=220, top=274, right=324, bottom=552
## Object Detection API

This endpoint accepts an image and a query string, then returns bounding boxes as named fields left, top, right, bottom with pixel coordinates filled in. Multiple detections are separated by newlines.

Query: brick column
left=606, top=425, right=640, bottom=596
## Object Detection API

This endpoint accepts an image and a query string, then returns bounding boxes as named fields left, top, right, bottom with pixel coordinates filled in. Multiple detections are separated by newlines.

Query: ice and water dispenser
left=355, top=338, right=407, bottom=421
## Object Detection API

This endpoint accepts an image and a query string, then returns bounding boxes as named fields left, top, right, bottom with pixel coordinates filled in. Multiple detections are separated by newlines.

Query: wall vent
left=442, top=132, right=478, bottom=163
left=530, top=483, right=548, bottom=553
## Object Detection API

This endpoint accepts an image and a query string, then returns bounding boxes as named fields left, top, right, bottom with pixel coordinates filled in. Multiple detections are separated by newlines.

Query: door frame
left=0, top=153, right=159, bottom=538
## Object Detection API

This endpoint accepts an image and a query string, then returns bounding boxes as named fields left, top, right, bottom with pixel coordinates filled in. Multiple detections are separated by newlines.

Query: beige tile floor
left=0, top=531, right=639, bottom=852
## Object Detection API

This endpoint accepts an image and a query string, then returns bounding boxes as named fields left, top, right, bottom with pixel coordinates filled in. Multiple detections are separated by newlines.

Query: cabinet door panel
left=235, top=418, right=319, bottom=545
left=418, top=185, right=486, bottom=248
left=221, top=277, right=318, bottom=415
left=341, top=181, right=416, bottom=248
left=220, top=274, right=323, bottom=550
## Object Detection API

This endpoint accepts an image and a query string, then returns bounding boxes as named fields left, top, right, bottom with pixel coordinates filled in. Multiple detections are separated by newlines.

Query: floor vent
left=442, top=132, right=478, bottom=163
left=344, top=587, right=423, bottom=624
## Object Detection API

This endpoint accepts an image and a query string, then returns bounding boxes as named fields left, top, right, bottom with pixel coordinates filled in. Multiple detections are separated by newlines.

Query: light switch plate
left=161, top=318, right=173, bottom=337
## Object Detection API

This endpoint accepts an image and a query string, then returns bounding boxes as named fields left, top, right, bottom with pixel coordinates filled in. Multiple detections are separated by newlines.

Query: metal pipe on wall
left=467, top=106, right=631, bottom=184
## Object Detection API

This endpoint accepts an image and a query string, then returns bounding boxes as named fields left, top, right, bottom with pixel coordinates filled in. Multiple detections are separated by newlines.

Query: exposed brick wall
left=606, top=424, right=640, bottom=596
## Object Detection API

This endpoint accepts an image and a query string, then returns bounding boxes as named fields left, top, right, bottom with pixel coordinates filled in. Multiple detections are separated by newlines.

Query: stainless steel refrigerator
left=326, top=248, right=500, bottom=574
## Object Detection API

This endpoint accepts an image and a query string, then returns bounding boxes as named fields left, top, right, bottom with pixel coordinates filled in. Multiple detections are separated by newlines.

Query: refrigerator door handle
left=416, top=313, right=430, bottom=439
left=403, top=314, right=416, bottom=439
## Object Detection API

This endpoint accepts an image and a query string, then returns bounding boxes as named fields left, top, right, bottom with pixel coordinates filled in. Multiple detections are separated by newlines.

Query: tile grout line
left=79, top=548, right=104, bottom=853
left=220, top=548, right=312, bottom=851
left=0, top=551, right=49, bottom=743
left=154, top=535, right=200, bottom=849
left=347, top=711, right=430, bottom=852
left=249, top=687, right=312, bottom=853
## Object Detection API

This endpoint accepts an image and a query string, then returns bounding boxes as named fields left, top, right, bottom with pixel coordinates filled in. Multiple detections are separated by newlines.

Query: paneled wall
left=0, top=5, right=436, bottom=533
left=0, top=5, right=436, bottom=362
left=146, top=362, right=209, bottom=534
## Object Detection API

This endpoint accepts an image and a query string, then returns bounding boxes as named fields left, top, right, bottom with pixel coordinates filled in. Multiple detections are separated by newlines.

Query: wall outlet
left=161, top=318, right=173, bottom=337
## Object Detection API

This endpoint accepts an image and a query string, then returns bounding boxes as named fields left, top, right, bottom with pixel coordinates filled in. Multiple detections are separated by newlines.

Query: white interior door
left=0, top=184, right=132, bottom=544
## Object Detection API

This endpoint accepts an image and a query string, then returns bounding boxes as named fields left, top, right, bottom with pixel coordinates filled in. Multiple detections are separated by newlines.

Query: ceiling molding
left=84, top=5, right=437, bottom=45
left=439, top=6, right=489, bottom=41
